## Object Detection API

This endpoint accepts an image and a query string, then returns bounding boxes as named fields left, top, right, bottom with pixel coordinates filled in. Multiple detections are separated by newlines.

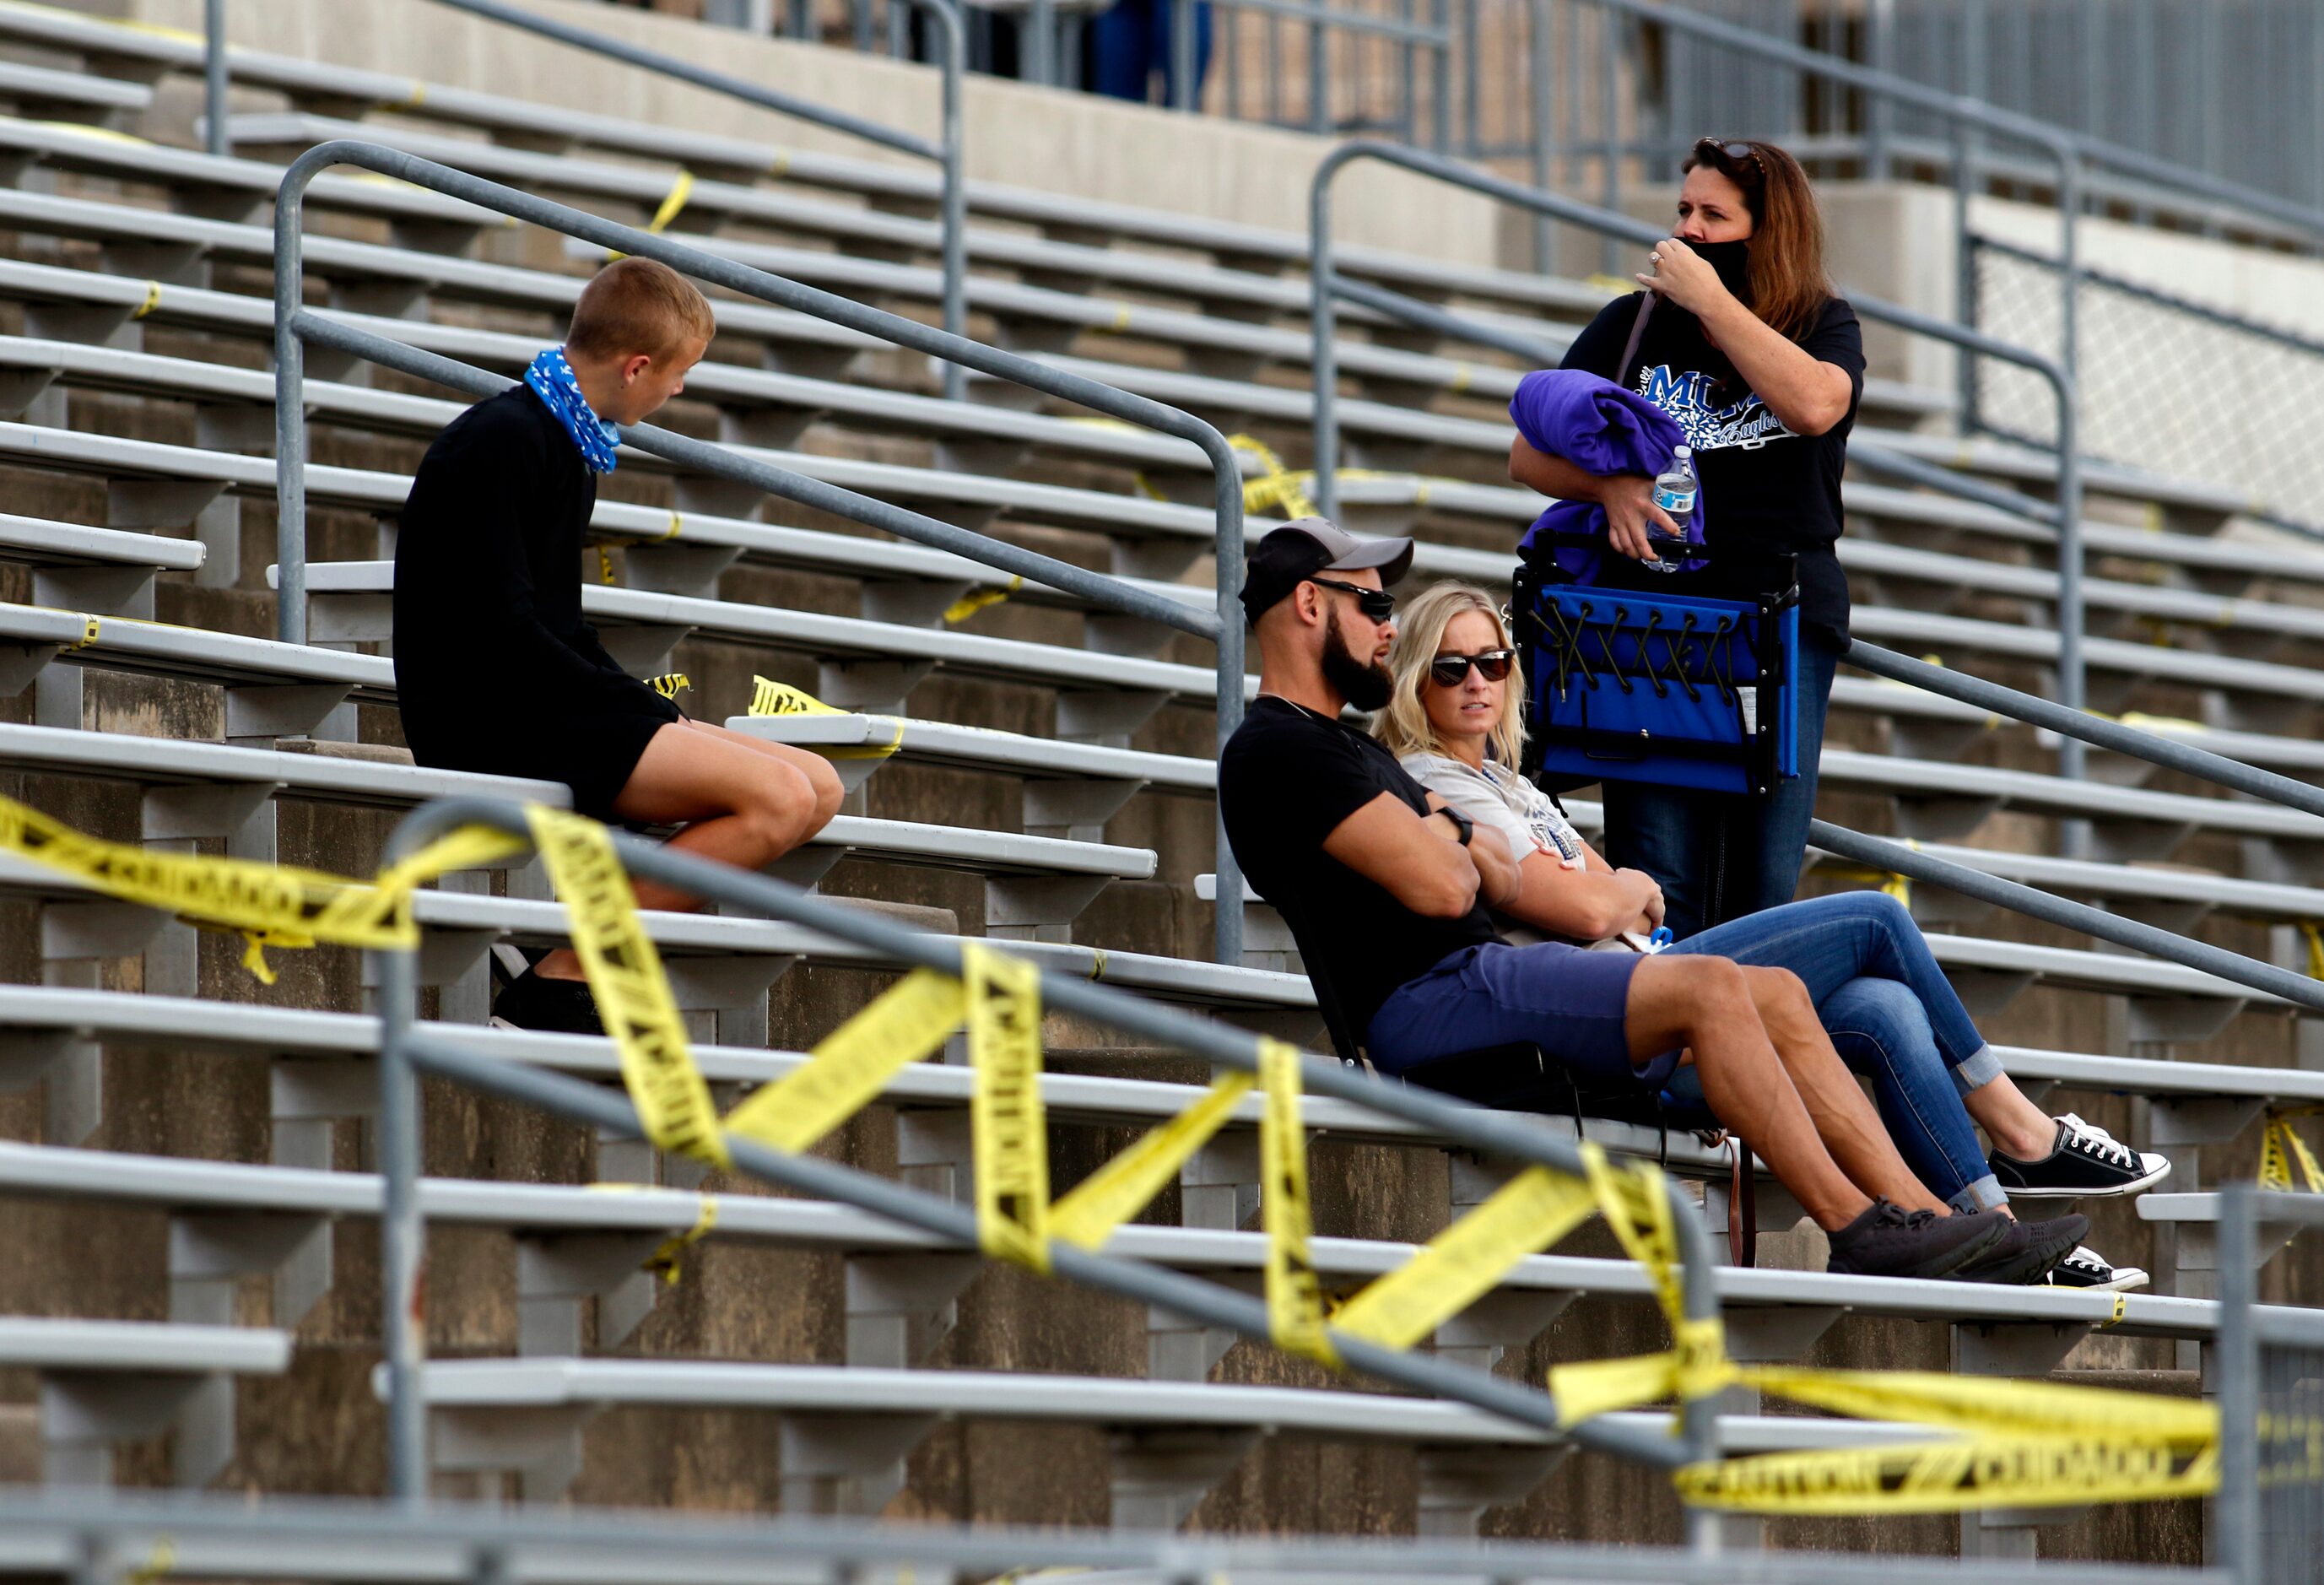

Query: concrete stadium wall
left=97, top=0, right=1508, bottom=270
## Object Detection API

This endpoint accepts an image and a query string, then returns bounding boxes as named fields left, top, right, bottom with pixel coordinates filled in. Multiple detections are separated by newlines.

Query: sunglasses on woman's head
left=1429, top=648, right=1517, bottom=687
left=1308, top=576, right=1397, bottom=623
left=1694, top=137, right=1765, bottom=177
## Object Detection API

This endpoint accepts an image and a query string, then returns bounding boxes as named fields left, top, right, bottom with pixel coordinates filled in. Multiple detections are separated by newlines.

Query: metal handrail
left=1170, top=0, right=1453, bottom=150
left=370, top=795, right=1725, bottom=1508
left=200, top=0, right=969, bottom=399
left=272, top=139, right=1249, bottom=966
left=2, top=1486, right=2225, bottom=1584
left=1305, top=138, right=2089, bottom=780
left=415, top=0, right=967, bottom=403
left=1575, top=0, right=2324, bottom=253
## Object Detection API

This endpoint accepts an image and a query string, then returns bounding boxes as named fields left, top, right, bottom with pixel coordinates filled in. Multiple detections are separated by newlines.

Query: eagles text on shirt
left=1639, top=365, right=1796, bottom=453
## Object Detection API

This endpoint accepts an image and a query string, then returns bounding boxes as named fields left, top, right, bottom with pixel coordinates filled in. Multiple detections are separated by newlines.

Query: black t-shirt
left=1219, top=696, right=1500, bottom=1041
left=1560, top=291, right=1866, bottom=642
left=393, top=384, right=682, bottom=744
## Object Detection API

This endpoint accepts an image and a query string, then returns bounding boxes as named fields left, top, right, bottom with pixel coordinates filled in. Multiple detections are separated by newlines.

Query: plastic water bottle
left=1644, top=444, right=1696, bottom=573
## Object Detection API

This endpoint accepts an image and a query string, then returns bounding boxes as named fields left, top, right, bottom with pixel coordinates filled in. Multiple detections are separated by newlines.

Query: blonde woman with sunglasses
left=1372, top=585, right=2165, bottom=1290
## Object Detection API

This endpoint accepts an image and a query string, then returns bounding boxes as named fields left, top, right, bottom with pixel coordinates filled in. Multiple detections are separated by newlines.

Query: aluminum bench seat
left=0, top=185, right=878, bottom=361
left=0, top=114, right=502, bottom=246
left=0, top=1315, right=289, bottom=1487
left=0, top=598, right=397, bottom=743
left=974, top=350, right=2240, bottom=518
left=278, top=560, right=1227, bottom=727
left=1805, top=840, right=2324, bottom=939
left=0, top=511, right=203, bottom=616
left=387, top=1355, right=1932, bottom=1519
left=0, top=58, right=151, bottom=122
left=2135, top=1193, right=2318, bottom=1301
left=0, top=1140, right=2228, bottom=1383
left=1847, top=605, right=2324, bottom=733
left=1816, top=745, right=2324, bottom=866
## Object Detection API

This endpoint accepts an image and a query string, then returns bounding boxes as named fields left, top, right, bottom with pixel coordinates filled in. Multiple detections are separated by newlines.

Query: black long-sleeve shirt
left=392, top=384, right=678, bottom=798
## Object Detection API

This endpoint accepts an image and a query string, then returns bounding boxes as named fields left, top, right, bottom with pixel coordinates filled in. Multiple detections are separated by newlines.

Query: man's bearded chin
left=1321, top=607, right=1393, bottom=713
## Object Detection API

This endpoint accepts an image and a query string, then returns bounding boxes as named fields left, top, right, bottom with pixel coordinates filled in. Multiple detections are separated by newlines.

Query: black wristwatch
left=1440, top=806, right=1474, bottom=847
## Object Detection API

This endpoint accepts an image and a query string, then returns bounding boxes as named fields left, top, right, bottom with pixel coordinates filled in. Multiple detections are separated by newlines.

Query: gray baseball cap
left=1239, top=517, right=1415, bottom=623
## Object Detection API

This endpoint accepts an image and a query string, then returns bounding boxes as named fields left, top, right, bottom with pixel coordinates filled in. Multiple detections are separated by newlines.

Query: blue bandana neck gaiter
left=524, top=345, right=621, bottom=474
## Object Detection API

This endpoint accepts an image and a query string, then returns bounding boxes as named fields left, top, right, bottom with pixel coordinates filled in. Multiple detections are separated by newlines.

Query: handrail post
left=203, top=0, right=228, bottom=160
left=2214, top=1181, right=2260, bottom=1585
left=371, top=844, right=435, bottom=1507
left=1309, top=145, right=1346, bottom=524
left=923, top=0, right=969, bottom=400
left=271, top=155, right=308, bottom=647
left=1173, top=0, right=1199, bottom=111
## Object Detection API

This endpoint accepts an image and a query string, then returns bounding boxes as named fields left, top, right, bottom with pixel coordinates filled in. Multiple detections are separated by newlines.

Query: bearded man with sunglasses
left=1222, top=521, right=2042, bottom=1284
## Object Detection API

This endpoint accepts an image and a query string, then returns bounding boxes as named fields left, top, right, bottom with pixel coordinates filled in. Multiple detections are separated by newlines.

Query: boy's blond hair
left=565, top=257, right=715, bottom=363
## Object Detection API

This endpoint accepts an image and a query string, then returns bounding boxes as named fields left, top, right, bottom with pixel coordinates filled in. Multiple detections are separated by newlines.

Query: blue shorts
left=1364, top=940, right=1678, bottom=1091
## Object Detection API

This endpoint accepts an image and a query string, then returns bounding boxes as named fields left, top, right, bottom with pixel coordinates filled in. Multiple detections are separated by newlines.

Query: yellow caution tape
left=1820, top=858, right=1913, bottom=909
left=1230, top=433, right=1317, bottom=521
left=0, top=792, right=523, bottom=980
left=965, top=941, right=1051, bottom=1274
left=0, top=785, right=2222, bottom=1517
left=746, top=677, right=904, bottom=760
left=1259, top=1037, right=1338, bottom=1368
left=1674, top=1429, right=2217, bottom=1516
left=525, top=805, right=728, bottom=1169
left=645, top=673, right=689, bottom=701
left=2103, top=1293, right=2128, bottom=1328
left=1051, top=1070, right=1256, bottom=1252
left=70, top=615, right=100, bottom=651
left=646, top=169, right=695, bottom=235
left=749, top=676, right=844, bottom=718
left=1331, top=1164, right=1598, bottom=1352
left=597, top=544, right=616, bottom=586
left=643, top=1195, right=718, bottom=1286
left=723, top=968, right=965, bottom=1153
left=2261, top=1105, right=2324, bottom=1193
left=132, top=280, right=162, bottom=322
left=943, top=576, right=1022, bottom=625
left=2302, top=922, right=2324, bottom=983
left=124, top=1537, right=176, bottom=1585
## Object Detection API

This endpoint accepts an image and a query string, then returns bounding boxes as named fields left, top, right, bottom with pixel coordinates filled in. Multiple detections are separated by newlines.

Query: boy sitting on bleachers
left=392, top=257, right=844, bottom=1036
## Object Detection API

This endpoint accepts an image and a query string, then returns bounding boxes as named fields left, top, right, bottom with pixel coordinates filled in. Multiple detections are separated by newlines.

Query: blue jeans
left=1091, top=0, right=1212, bottom=103
left=1660, top=891, right=2009, bottom=1212
left=1602, top=630, right=1843, bottom=939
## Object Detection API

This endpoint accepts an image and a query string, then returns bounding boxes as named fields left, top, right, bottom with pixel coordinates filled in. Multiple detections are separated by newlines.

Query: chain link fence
left=1968, top=235, right=2324, bottom=535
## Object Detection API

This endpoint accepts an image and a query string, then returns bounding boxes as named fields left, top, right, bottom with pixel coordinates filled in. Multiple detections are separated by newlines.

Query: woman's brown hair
left=1681, top=137, right=1832, bottom=344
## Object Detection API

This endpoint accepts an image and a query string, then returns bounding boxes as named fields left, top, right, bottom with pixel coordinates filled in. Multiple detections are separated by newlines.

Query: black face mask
left=1688, top=238, right=1754, bottom=307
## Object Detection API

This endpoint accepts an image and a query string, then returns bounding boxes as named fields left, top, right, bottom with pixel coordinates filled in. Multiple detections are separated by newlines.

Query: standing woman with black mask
left=1511, top=137, right=1865, bottom=939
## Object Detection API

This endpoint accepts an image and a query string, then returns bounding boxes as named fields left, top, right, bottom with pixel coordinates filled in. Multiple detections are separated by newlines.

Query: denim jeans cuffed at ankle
left=1659, top=891, right=2011, bottom=1211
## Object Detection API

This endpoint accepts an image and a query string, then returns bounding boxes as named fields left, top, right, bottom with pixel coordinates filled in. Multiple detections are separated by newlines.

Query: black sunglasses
left=1308, top=576, right=1397, bottom=623
left=1428, top=648, right=1517, bottom=687
left=1694, top=137, right=1765, bottom=178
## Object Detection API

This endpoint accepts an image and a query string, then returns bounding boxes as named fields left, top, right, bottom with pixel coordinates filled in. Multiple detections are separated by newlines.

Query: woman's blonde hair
left=1372, top=583, right=1527, bottom=767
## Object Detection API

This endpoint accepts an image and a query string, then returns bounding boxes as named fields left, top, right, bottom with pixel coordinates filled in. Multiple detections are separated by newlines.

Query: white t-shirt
left=1398, top=751, right=1589, bottom=872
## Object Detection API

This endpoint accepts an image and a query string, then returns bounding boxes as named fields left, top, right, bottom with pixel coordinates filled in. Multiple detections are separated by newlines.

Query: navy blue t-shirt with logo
left=1559, top=291, right=1866, bottom=644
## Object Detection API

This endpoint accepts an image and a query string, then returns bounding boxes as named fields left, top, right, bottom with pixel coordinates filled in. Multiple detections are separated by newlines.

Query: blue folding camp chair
left=1513, top=533, right=1801, bottom=798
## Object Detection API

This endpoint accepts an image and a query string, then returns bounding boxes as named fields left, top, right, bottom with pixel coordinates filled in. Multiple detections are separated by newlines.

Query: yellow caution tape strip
left=2261, top=1104, right=2324, bottom=1193
left=723, top=968, right=964, bottom=1153
left=647, top=170, right=695, bottom=235
left=1230, top=433, right=1318, bottom=521
left=132, top=280, right=162, bottom=322
left=1259, top=1037, right=1337, bottom=1367
left=643, top=1196, right=718, bottom=1285
left=645, top=673, right=690, bottom=701
left=526, top=805, right=729, bottom=1169
left=1051, top=1070, right=1254, bottom=1252
left=747, top=677, right=904, bottom=760
left=0, top=784, right=2225, bottom=1517
left=965, top=941, right=1051, bottom=1275
left=943, top=576, right=1022, bottom=625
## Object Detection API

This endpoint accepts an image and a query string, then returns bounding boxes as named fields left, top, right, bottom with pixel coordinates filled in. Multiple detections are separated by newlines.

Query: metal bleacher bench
left=0, top=58, right=150, bottom=123
left=0, top=114, right=501, bottom=247
left=0, top=1315, right=289, bottom=1488
left=0, top=511, right=203, bottom=615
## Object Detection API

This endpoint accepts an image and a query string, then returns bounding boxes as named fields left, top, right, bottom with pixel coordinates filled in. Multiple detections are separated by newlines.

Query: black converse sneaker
left=489, top=966, right=606, bottom=1037
left=1825, top=1199, right=2011, bottom=1280
left=1991, top=1113, right=2171, bottom=1198
left=2045, top=1245, right=2150, bottom=1293
left=1949, top=1211, right=2088, bottom=1285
